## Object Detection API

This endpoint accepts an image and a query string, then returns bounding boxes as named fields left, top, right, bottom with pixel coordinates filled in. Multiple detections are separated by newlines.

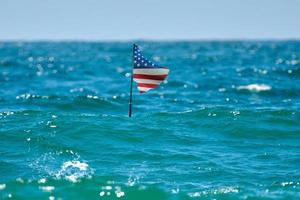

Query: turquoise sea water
left=0, top=41, right=300, bottom=200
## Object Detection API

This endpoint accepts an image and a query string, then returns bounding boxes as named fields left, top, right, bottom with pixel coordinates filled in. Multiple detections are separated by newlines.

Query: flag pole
left=128, top=44, right=134, bottom=117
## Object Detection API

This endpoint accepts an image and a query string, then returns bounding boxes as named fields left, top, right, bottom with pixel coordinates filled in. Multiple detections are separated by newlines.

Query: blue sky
left=0, top=0, right=300, bottom=40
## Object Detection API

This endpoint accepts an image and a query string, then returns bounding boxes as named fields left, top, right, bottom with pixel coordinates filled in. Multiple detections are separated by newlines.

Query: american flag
left=132, top=44, right=169, bottom=93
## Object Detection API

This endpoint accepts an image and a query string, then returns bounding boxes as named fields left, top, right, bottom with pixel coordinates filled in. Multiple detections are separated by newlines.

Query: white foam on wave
left=188, top=186, right=239, bottom=197
left=281, top=181, right=300, bottom=187
left=62, top=160, right=88, bottom=171
left=0, top=184, right=6, bottom=190
left=38, top=178, right=47, bottom=184
left=55, top=160, right=92, bottom=183
left=237, top=84, right=271, bottom=92
left=127, top=175, right=139, bottom=187
left=99, top=183, right=126, bottom=198
left=30, top=150, right=94, bottom=183
left=39, top=186, right=55, bottom=192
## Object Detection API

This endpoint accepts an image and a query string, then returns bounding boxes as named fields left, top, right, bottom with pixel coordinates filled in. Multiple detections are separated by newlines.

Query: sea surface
left=0, top=41, right=299, bottom=200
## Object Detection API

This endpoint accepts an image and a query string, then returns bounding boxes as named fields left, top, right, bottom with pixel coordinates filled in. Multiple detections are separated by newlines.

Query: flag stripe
left=133, top=78, right=162, bottom=85
left=133, top=74, right=167, bottom=80
left=133, top=68, right=169, bottom=75
left=137, top=86, right=151, bottom=92
left=137, top=83, right=158, bottom=88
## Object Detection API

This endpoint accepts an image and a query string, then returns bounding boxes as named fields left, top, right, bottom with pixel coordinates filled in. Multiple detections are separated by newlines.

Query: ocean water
left=0, top=41, right=300, bottom=200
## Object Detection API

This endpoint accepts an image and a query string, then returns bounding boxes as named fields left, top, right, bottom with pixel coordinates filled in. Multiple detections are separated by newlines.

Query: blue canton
left=133, top=44, right=160, bottom=68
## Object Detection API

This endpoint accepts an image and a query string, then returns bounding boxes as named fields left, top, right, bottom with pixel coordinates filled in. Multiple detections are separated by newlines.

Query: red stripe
left=133, top=74, right=167, bottom=80
left=137, top=83, right=158, bottom=88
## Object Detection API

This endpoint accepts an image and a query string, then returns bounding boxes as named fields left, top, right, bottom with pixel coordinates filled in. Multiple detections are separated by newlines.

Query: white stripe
left=137, top=87, right=151, bottom=92
left=133, top=68, right=169, bottom=75
left=133, top=78, right=162, bottom=85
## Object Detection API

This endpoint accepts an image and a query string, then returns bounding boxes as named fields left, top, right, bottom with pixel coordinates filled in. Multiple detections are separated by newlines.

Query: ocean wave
left=275, top=67, right=300, bottom=77
left=2, top=94, right=125, bottom=113
left=4, top=176, right=299, bottom=200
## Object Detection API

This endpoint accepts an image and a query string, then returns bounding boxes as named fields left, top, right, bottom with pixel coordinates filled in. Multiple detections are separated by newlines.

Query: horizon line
left=1, top=38, right=300, bottom=43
